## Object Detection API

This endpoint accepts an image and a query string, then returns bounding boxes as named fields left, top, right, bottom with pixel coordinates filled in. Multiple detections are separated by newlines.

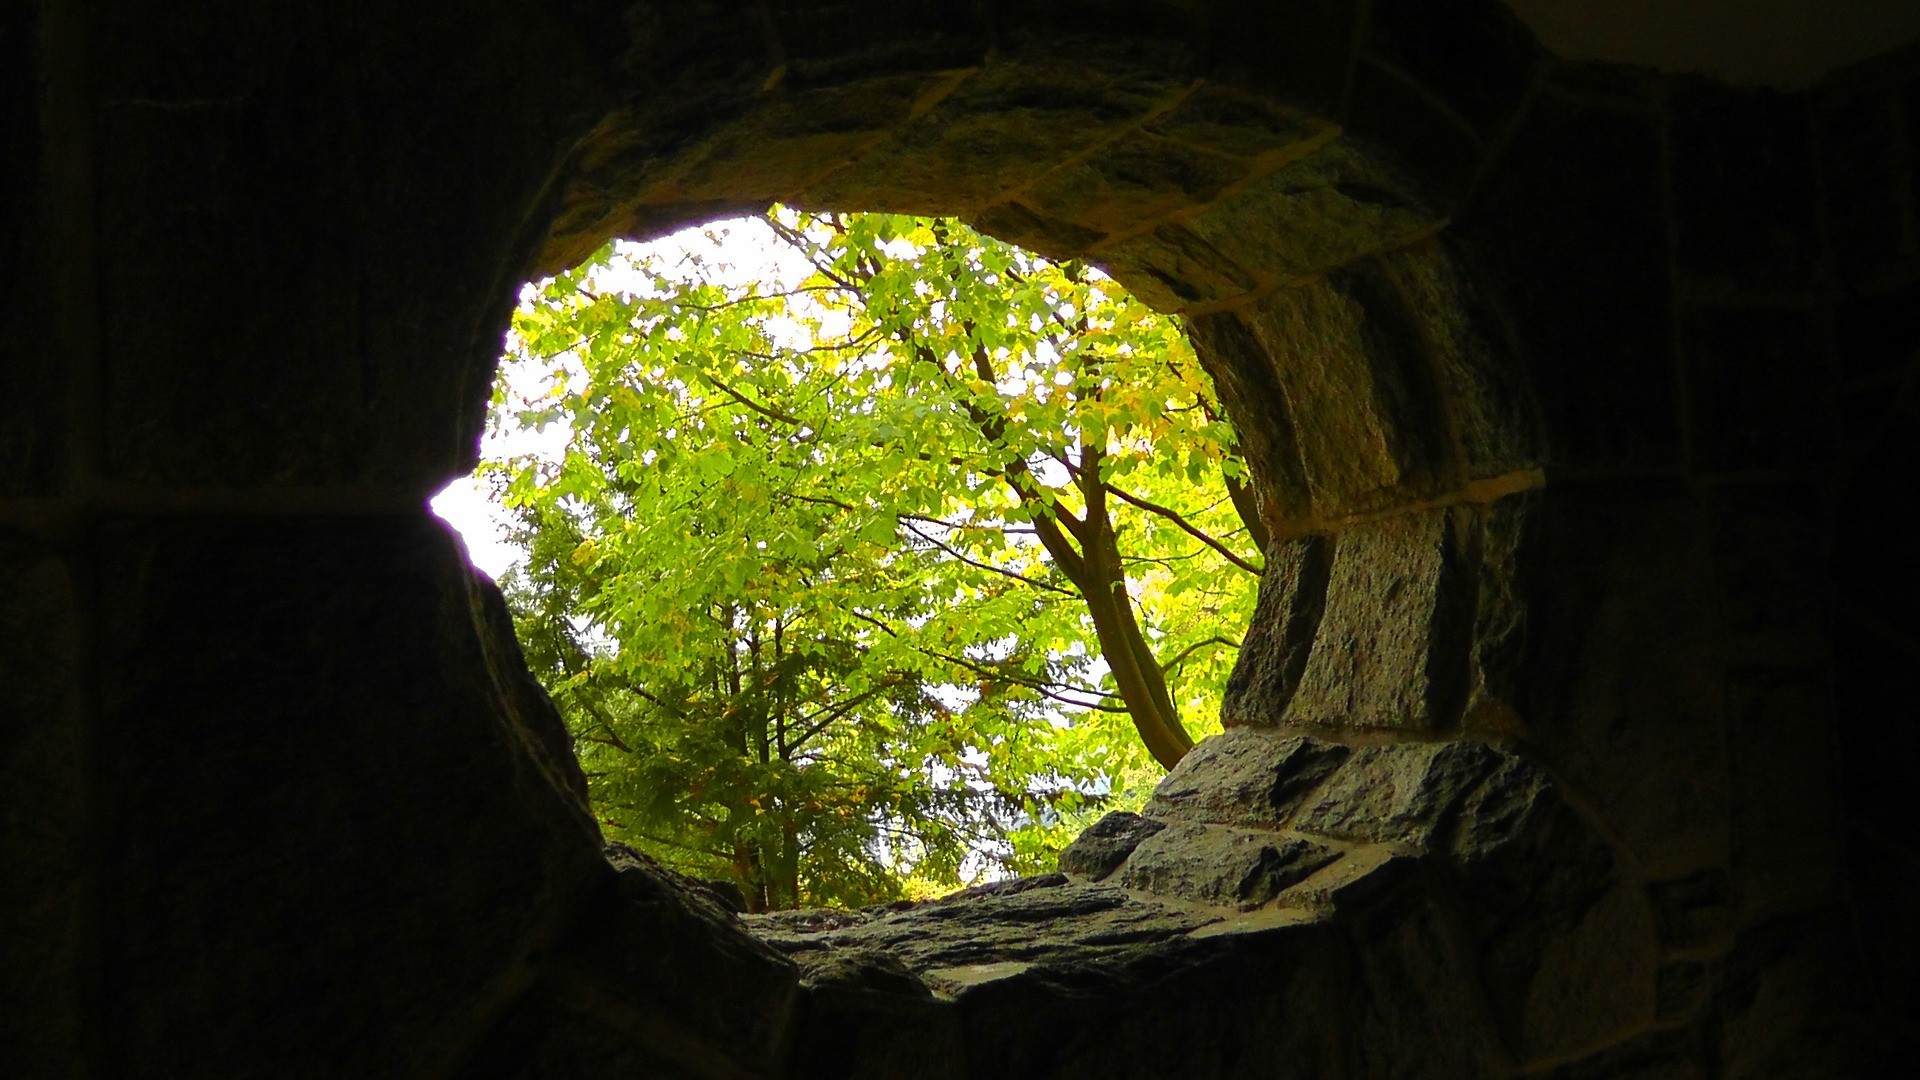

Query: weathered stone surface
left=1446, top=754, right=1616, bottom=912
left=0, top=541, right=87, bottom=1077
left=1141, top=86, right=1325, bottom=159
left=7, top=3, right=1905, bottom=1074
left=1647, top=871, right=1733, bottom=951
left=804, top=62, right=1180, bottom=216
left=1181, top=142, right=1440, bottom=285
left=1283, top=509, right=1476, bottom=732
left=1145, top=728, right=1349, bottom=824
left=1244, top=279, right=1436, bottom=511
left=747, top=877, right=1221, bottom=972
left=1057, top=811, right=1166, bottom=880
left=1294, top=740, right=1502, bottom=846
left=1372, top=240, right=1541, bottom=477
left=1220, top=537, right=1334, bottom=726
left=1118, top=823, right=1342, bottom=909
left=1022, top=129, right=1251, bottom=239
left=94, top=3, right=616, bottom=489
left=1183, top=311, right=1314, bottom=520
left=1098, top=221, right=1259, bottom=310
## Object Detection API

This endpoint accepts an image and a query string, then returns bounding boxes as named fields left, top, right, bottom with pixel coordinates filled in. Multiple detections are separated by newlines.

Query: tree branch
left=1102, top=483, right=1264, bottom=575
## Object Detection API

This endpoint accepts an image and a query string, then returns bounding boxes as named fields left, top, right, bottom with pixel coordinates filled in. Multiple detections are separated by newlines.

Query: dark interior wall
left=2, top=2, right=1915, bottom=1077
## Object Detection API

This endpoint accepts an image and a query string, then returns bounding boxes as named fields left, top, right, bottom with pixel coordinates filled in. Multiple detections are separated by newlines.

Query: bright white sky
left=430, top=215, right=817, bottom=579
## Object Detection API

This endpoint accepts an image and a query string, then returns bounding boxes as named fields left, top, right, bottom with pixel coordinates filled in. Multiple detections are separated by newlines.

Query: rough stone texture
left=2, top=1, right=1909, bottom=1075
left=1145, top=728, right=1349, bottom=824
left=1293, top=741, right=1502, bottom=846
left=1220, top=536, right=1333, bottom=725
left=1056, top=811, right=1166, bottom=881
left=1282, top=508, right=1477, bottom=733
left=748, top=876, right=1221, bottom=973
left=1118, top=823, right=1342, bottom=908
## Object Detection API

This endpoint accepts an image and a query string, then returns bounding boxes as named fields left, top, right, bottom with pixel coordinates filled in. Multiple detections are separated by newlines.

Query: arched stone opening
left=5, top=2, right=1900, bottom=1077
left=450, top=20, right=1663, bottom=1078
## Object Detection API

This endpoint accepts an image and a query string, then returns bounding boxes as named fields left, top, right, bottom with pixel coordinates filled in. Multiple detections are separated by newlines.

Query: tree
left=488, top=209, right=1262, bottom=907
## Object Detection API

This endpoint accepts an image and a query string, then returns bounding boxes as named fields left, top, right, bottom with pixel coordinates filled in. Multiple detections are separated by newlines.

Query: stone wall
left=2, top=2, right=1914, bottom=1076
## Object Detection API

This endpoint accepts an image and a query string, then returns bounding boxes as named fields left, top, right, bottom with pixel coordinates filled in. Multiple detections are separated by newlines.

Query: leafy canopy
left=487, top=209, right=1262, bottom=909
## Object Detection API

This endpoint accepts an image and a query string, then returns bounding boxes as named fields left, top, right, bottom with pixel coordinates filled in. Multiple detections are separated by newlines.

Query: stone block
left=1118, top=823, right=1341, bottom=909
left=1537, top=1029, right=1708, bottom=1080
left=1182, top=142, right=1438, bottom=289
left=0, top=540, right=88, bottom=1077
left=1458, top=92, right=1679, bottom=472
left=1370, top=241, right=1541, bottom=480
left=1057, top=811, right=1166, bottom=881
left=1097, top=221, right=1258, bottom=311
left=1221, top=536, right=1334, bottom=726
left=1465, top=492, right=1531, bottom=733
left=787, top=951, right=965, bottom=1080
left=92, top=1, right=613, bottom=489
left=1141, top=85, right=1326, bottom=160
left=1145, top=728, right=1349, bottom=825
left=1182, top=312, right=1313, bottom=519
left=501, top=857, right=802, bottom=1077
left=766, top=0, right=988, bottom=82
left=1022, top=129, right=1249, bottom=238
left=1293, top=740, right=1501, bottom=847
left=806, top=61, right=1172, bottom=215
left=1647, top=871, right=1733, bottom=952
left=1282, top=508, right=1476, bottom=733
left=1655, top=960, right=1709, bottom=1025
left=94, top=514, right=607, bottom=1076
left=1446, top=754, right=1616, bottom=914
left=1831, top=617, right=1920, bottom=852
left=1846, top=835, right=1920, bottom=1035
left=953, top=917, right=1348, bottom=1079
